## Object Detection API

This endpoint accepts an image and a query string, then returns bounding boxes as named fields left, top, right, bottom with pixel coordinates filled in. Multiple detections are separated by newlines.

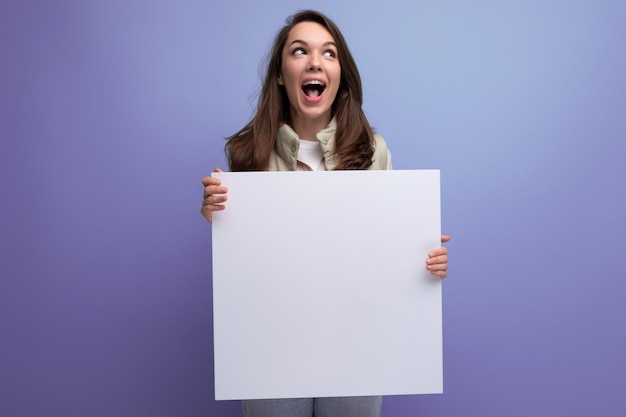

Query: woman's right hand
left=200, top=168, right=228, bottom=223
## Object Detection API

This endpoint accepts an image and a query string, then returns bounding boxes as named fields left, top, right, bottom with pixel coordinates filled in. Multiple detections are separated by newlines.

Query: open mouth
left=302, top=80, right=326, bottom=98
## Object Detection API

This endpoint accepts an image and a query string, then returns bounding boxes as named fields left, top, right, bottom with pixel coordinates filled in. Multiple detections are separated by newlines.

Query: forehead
left=285, top=21, right=335, bottom=44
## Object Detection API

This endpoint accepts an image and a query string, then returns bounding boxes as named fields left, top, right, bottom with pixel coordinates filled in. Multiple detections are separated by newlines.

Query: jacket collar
left=275, top=117, right=337, bottom=170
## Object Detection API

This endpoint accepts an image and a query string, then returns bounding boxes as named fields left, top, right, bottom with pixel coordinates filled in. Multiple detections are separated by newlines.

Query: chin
left=299, top=104, right=332, bottom=120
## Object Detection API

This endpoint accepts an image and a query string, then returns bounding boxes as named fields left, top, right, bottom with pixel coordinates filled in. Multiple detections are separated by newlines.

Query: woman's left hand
left=426, top=235, right=450, bottom=279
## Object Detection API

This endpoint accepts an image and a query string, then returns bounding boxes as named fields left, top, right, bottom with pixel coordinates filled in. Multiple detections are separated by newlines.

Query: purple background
left=2, top=0, right=625, bottom=416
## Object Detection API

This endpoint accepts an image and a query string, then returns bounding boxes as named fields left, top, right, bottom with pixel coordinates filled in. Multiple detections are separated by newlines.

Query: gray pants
left=241, top=396, right=383, bottom=417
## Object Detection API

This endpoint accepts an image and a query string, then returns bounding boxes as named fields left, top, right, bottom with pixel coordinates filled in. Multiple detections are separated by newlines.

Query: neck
left=290, top=113, right=331, bottom=141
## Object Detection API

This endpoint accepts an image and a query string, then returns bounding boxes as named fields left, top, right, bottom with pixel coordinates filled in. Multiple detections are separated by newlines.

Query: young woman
left=201, top=10, right=450, bottom=417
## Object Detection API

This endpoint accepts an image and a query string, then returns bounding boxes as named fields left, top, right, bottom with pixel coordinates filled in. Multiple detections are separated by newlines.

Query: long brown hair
left=226, top=10, right=375, bottom=171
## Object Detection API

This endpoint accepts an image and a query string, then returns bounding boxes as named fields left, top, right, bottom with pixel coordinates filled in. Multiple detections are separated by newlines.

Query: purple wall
left=2, top=1, right=625, bottom=416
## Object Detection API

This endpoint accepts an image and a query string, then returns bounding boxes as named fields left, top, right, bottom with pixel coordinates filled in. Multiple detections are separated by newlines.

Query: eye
left=292, top=47, right=305, bottom=56
left=323, top=49, right=337, bottom=58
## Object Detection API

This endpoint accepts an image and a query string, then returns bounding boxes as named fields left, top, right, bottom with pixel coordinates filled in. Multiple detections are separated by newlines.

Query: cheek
left=329, top=64, right=341, bottom=85
left=281, top=60, right=298, bottom=82
left=331, top=68, right=342, bottom=92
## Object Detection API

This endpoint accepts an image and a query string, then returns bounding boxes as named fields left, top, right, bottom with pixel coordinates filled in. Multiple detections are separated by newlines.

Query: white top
left=296, top=139, right=325, bottom=171
left=296, top=139, right=393, bottom=171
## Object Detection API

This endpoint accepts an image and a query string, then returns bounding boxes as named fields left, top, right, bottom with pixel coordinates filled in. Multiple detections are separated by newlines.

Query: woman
left=201, top=10, right=450, bottom=417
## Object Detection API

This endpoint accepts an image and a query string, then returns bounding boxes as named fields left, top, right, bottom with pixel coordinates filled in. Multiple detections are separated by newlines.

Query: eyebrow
left=288, top=39, right=337, bottom=48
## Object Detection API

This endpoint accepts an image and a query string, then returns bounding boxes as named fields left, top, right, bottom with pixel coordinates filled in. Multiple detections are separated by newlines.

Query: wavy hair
left=226, top=10, right=375, bottom=171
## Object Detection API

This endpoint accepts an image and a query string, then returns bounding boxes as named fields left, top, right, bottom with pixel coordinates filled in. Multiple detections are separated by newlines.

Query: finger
left=202, top=203, right=226, bottom=211
left=428, top=246, right=448, bottom=258
left=202, top=176, right=221, bottom=187
left=200, top=202, right=226, bottom=223
left=200, top=206, right=218, bottom=223
left=430, top=270, right=447, bottom=279
left=426, top=254, right=448, bottom=266
left=214, top=167, right=224, bottom=173
left=203, top=185, right=228, bottom=198
left=426, top=262, right=448, bottom=271
left=203, top=194, right=228, bottom=206
left=441, top=235, right=451, bottom=243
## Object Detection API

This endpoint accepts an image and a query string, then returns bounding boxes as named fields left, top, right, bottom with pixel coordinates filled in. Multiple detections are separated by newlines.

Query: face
left=277, top=21, right=341, bottom=126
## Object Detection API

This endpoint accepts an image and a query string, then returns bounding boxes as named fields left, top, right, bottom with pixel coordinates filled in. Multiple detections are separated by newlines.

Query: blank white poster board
left=211, top=170, right=442, bottom=400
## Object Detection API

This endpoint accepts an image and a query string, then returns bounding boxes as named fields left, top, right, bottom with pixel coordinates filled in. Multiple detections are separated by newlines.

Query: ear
left=277, top=74, right=284, bottom=85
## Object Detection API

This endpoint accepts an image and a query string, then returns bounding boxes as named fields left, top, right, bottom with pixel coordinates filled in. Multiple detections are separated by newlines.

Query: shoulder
left=371, top=133, right=391, bottom=170
left=373, top=132, right=388, bottom=150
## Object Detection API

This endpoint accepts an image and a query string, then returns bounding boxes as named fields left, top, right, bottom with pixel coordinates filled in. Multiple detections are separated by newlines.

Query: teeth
left=303, top=80, right=325, bottom=86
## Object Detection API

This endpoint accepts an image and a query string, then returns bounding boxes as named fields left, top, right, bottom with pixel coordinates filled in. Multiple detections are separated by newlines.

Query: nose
left=307, top=53, right=322, bottom=71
